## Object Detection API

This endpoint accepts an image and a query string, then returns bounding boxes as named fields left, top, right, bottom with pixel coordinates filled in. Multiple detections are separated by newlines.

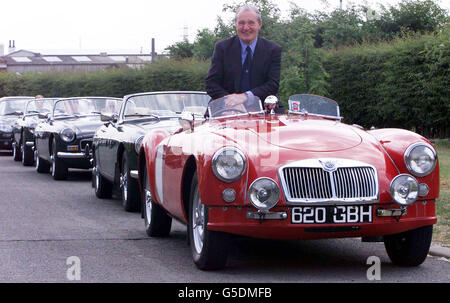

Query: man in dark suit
left=205, top=5, right=283, bottom=112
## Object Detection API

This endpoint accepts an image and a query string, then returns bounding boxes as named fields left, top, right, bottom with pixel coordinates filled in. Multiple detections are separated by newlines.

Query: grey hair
left=235, top=4, right=262, bottom=23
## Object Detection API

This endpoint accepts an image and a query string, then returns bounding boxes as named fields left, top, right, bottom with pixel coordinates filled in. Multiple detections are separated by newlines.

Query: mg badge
left=320, top=160, right=337, bottom=172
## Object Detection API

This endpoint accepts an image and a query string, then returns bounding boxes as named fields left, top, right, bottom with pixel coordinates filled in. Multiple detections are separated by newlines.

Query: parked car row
left=1, top=92, right=440, bottom=270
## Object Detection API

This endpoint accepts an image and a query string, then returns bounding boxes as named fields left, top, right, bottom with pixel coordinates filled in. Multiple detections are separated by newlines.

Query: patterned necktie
left=240, top=46, right=252, bottom=93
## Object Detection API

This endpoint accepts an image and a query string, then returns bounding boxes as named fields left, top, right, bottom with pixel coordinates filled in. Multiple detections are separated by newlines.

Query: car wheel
left=13, top=142, right=21, bottom=161
left=21, top=142, right=34, bottom=166
left=384, top=225, right=433, bottom=267
left=35, top=149, right=50, bottom=173
left=188, top=172, right=229, bottom=270
left=94, top=162, right=113, bottom=199
left=142, top=166, right=172, bottom=237
left=120, top=153, right=140, bottom=212
left=51, top=139, right=68, bottom=180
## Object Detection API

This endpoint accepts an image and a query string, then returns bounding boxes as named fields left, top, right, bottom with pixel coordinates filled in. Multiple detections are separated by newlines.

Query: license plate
left=291, top=205, right=373, bottom=224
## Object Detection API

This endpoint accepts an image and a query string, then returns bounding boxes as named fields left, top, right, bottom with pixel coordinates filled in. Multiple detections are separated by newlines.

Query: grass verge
left=432, top=139, right=449, bottom=247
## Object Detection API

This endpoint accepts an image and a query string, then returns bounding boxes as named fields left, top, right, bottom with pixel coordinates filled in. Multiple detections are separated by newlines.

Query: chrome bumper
left=57, top=152, right=86, bottom=159
left=130, top=170, right=139, bottom=179
left=247, top=211, right=288, bottom=220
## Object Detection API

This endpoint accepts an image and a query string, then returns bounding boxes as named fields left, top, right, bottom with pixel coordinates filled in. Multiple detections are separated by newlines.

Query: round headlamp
left=60, top=128, right=76, bottom=142
left=248, top=177, right=280, bottom=211
left=135, top=135, right=144, bottom=154
left=212, top=147, right=246, bottom=183
left=390, top=174, right=419, bottom=206
left=404, top=143, right=437, bottom=177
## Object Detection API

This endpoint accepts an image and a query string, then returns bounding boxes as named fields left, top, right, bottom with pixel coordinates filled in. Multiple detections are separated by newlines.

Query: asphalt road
left=0, top=151, right=449, bottom=283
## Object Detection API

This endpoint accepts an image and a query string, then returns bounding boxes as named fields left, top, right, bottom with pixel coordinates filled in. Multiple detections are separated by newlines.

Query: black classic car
left=92, top=91, right=210, bottom=212
left=12, top=97, right=59, bottom=165
left=34, top=97, right=122, bottom=180
left=0, top=96, right=34, bottom=152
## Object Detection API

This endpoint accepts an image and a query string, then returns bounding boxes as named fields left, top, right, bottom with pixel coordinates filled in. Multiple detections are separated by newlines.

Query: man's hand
left=225, top=93, right=248, bottom=107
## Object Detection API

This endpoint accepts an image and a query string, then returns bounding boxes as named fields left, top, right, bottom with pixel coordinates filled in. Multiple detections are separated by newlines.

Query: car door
left=35, top=119, right=51, bottom=161
left=97, top=121, right=119, bottom=180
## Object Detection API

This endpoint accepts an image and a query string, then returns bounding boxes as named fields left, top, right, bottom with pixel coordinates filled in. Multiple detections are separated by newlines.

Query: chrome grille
left=334, top=167, right=377, bottom=199
left=80, top=139, right=92, bottom=150
left=284, top=167, right=333, bottom=199
left=280, top=159, right=378, bottom=204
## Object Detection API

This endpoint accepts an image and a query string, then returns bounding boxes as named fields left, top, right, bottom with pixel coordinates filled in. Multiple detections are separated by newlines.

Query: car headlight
left=135, top=135, right=144, bottom=154
left=404, top=142, right=437, bottom=177
left=212, top=147, right=246, bottom=182
left=60, top=128, right=76, bottom=142
left=390, top=174, right=419, bottom=206
left=248, top=177, right=280, bottom=211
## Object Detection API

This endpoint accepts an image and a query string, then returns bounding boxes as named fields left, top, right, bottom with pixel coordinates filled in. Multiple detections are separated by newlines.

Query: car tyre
left=51, top=139, right=68, bottom=180
left=188, top=172, right=229, bottom=270
left=384, top=225, right=433, bottom=267
left=142, top=166, right=172, bottom=237
left=21, top=142, right=34, bottom=166
left=121, top=153, right=140, bottom=212
left=94, top=162, right=113, bottom=198
left=35, top=149, right=50, bottom=173
left=13, top=142, right=21, bottom=161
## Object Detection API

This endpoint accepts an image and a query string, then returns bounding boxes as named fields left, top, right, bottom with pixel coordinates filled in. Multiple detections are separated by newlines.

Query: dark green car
left=12, top=97, right=59, bottom=165
left=34, top=97, right=122, bottom=180
left=0, top=96, right=33, bottom=152
left=92, top=91, right=210, bottom=212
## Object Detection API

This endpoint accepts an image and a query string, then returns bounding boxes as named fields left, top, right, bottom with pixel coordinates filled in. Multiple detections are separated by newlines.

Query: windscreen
left=208, top=95, right=263, bottom=118
left=288, top=94, right=340, bottom=119
left=0, top=99, right=29, bottom=115
left=123, top=93, right=210, bottom=120
left=53, top=98, right=121, bottom=117
left=25, top=98, right=59, bottom=114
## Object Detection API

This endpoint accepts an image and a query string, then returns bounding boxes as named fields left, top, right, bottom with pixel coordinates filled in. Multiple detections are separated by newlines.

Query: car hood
left=0, top=115, right=19, bottom=125
left=124, top=118, right=181, bottom=134
left=59, top=116, right=104, bottom=135
left=209, top=116, right=362, bottom=152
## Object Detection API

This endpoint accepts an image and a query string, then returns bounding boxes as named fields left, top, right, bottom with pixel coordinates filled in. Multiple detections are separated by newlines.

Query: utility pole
left=151, top=38, right=156, bottom=61
left=340, top=0, right=343, bottom=10
left=183, top=23, right=189, bottom=41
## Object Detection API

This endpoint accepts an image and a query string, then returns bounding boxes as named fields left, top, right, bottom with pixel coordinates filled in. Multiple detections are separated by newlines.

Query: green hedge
left=0, top=28, right=448, bottom=138
left=322, top=26, right=449, bottom=138
left=0, top=59, right=210, bottom=98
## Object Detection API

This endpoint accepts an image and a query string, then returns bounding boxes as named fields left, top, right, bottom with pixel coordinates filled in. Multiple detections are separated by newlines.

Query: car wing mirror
left=179, top=112, right=194, bottom=131
left=264, top=95, right=278, bottom=115
left=101, top=113, right=118, bottom=123
left=14, top=110, right=23, bottom=116
left=38, top=113, right=49, bottom=119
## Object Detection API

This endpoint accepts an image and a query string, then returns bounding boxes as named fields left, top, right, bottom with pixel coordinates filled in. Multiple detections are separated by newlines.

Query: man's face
left=236, top=10, right=261, bottom=45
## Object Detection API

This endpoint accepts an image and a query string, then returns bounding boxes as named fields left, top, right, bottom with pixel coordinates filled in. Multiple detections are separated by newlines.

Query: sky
left=1, top=0, right=448, bottom=55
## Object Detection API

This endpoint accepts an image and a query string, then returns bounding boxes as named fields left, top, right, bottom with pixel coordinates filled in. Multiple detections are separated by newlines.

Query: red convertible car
left=138, top=94, right=439, bottom=270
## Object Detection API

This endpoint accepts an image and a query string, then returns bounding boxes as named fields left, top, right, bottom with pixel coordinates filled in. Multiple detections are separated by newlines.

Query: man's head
left=235, top=5, right=262, bottom=45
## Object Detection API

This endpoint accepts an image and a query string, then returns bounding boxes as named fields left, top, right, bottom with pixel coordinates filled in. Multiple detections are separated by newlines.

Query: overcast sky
left=1, top=0, right=448, bottom=55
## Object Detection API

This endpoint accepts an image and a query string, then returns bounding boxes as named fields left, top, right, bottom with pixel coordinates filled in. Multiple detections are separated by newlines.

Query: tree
left=165, top=40, right=194, bottom=59
left=192, top=29, right=218, bottom=60
left=366, top=0, right=448, bottom=40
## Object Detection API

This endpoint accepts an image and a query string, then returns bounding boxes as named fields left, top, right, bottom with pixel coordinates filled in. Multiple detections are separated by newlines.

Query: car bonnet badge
left=320, top=159, right=337, bottom=172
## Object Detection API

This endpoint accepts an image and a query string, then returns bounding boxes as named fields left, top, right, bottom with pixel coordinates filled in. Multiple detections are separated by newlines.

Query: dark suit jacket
left=205, top=36, right=282, bottom=104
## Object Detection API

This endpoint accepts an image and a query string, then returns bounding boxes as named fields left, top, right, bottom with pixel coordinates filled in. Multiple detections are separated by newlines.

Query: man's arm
left=205, top=42, right=229, bottom=100
left=250, top=44, right=282, bottom=100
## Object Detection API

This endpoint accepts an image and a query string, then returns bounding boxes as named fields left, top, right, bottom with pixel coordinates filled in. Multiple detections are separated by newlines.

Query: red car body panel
left=141, top=114, right=438, bottom=240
